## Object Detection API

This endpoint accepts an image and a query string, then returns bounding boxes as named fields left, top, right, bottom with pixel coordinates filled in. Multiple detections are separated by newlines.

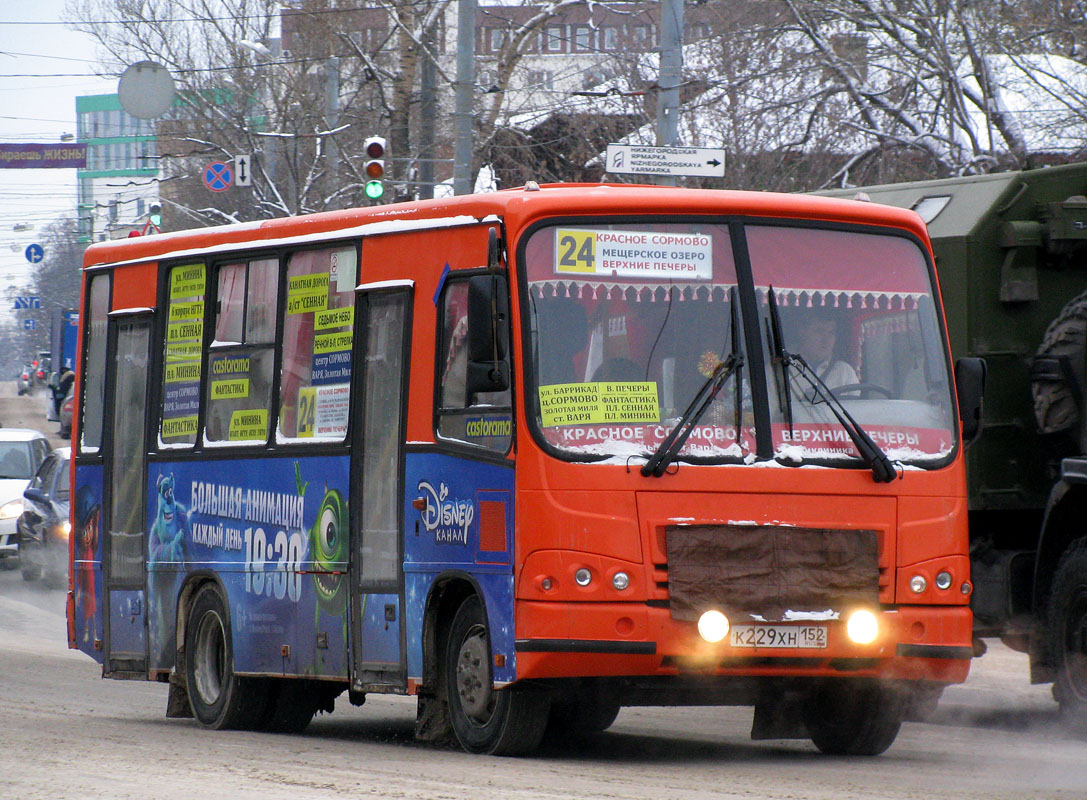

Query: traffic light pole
left=453, top=0, right=476, bottom=195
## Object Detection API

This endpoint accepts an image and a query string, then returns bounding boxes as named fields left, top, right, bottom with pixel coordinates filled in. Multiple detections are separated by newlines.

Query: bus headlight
left=935, top=571, right=953, bottom=590
left=697, top=610, right=729, bottom=643
left=846, top=609, right=879, bottom=644
left=909, top=574, right=927, bottom=594
left=611, top=571, right=630, bottom=591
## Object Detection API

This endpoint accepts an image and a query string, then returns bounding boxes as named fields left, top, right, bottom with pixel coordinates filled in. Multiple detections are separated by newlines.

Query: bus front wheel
left=444, top=595, right=550, bottom=755
left=185, top=583, right=268, bottom=730
left=803, top=680, right=904, bottom=756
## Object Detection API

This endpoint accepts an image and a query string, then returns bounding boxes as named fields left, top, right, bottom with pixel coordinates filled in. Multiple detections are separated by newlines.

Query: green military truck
left=822, top=163, right=1087, bottom=723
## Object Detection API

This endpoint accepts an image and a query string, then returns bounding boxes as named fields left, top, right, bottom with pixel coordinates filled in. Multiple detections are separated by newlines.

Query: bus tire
left=548, top=689, right=621, bottom=734
left=445, top=595, right=550, bottom=755
left=1047, top=541, right=1087, bottom=731
left=262, top=679, right=317, bottom=733
left=184, top=583, right=267, bottom=730
left=803, top=680, right=904, bottom=756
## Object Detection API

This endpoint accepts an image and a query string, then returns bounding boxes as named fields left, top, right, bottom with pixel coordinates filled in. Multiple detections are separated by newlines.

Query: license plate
left=729, top=624, right=827, bottom=649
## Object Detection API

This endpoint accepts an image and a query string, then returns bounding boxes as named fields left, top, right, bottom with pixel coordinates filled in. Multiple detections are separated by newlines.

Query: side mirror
left=23, top=487, right=47, bottom=504
left=466, top=273, right=510, bottom=396
left=955, top=357, right=987, bottom=444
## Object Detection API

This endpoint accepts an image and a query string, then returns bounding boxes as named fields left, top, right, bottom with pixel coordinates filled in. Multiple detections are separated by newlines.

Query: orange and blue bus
left=67, top=183, right=982, bottom=755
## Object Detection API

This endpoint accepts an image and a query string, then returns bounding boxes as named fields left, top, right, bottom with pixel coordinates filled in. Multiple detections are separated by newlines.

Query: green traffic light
left=365, top=180, right=384, bottom=199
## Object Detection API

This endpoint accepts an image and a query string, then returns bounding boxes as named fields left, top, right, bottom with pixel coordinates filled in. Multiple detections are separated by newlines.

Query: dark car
left=17, top=448, right=70, bottom=586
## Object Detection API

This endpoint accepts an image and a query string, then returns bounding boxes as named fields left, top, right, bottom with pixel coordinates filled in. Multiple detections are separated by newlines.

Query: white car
left=0, top=430, right=52, bottom=567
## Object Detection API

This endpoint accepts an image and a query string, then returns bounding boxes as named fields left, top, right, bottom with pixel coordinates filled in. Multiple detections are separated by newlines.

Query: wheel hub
left=455, top=624, right=492, bottom=723
left=193, top=609, right=226, bottom=705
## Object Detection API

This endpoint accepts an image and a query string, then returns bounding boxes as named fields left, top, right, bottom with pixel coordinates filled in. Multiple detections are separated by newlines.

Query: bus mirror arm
left=955, top=357, right=986, bottom=444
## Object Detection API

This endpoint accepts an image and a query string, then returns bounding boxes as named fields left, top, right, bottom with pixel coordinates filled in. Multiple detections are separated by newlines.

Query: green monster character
left=310, top=486, right=349, bottom=636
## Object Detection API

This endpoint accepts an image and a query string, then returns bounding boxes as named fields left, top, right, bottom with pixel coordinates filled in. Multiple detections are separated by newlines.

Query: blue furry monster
left=148, top=473, right=190, bottom=667
left=150, top=473, right=188, bottom=565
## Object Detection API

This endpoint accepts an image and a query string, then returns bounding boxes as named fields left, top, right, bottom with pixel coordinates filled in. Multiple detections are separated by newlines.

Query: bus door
left=102, top=311, right=153, bottom=676
left=349, top=286, right=412, bottom=691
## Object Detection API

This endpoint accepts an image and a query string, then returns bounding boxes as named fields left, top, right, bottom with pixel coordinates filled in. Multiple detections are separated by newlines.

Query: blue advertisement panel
left=72, top=464, right=104, bottom=663
left=403, top=452, right=516, bottom=683
left=145, top=455, right=351, bottom=677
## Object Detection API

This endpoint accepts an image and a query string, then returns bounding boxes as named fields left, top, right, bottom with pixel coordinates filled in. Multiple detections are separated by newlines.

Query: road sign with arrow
left=235, top=154, right=252, bottom=187
left=605, top=144, right=726, bottom=179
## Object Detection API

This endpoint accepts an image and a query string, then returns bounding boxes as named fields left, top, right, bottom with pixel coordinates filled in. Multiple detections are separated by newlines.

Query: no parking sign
left=203, top=161, right=233, bottom=192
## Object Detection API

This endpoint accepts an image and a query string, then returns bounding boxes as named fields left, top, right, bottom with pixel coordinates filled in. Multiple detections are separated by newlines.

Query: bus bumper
left=513, top=601, right=972, bottom=684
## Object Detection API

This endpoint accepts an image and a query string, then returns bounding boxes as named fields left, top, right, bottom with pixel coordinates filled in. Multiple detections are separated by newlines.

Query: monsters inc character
left=73, top=485, right=101, bottom=649
left=310, top=487, right=348, bottom=635
left=149, top=473, right=191, bottom=666
left=150, top=473, right=189, bottom=564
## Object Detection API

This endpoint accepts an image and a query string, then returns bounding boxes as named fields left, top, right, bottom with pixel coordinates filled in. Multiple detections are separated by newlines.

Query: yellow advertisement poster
left=315, top=306, right=353, bottom=331
left=170, top=264, right=206, bottom=299
left=287, top=272, right=330, bottom=314
left=211, top=378, right=249, bottom=400
left=539, top=382, right=660, bottom=427
left=228, top=409, right=268, bottom=441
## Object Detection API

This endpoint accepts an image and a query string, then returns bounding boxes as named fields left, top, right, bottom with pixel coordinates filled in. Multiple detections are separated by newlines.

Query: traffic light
left=149, top=202, right=162, bottom=228
left=363, top=136, right=386, bottom=200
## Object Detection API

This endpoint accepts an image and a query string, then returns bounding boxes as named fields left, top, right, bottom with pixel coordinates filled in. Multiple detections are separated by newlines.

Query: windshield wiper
left=765, top=289, right=897, bottom=484
left=642, top=288, right=745, bottom=478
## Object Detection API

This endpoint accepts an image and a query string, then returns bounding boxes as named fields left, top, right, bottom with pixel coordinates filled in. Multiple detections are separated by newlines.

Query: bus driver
left=793, top=310, right=858, bottom=398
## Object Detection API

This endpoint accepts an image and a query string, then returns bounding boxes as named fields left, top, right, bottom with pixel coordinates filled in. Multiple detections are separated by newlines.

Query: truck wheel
left=1047, top=542, right=1087, bottom=730
left=803, top=680, right=904, bottom=755
left=445, top=595, right=550, bottom=755
left=1033, top=290, right=1087, bottom=448
left=184, top=583, right=268, bottom=730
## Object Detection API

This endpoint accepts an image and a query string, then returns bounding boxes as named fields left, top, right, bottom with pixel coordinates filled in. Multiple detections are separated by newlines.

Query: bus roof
left=82, top=183, right=929, bottom=270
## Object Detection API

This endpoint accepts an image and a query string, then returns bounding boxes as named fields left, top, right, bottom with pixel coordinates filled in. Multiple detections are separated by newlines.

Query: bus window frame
left=151, top=237, right=363, bottom=456
left=201, top=256, right=280, bottom=448
left=515, top=213, right=960, bottom=471
left=432, top=266, right=515, bottom=461
left=76, top=267, right=114, bottom=459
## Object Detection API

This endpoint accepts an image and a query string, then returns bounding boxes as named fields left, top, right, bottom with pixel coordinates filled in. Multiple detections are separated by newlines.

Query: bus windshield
left=522, top=220, right=956, bottom=466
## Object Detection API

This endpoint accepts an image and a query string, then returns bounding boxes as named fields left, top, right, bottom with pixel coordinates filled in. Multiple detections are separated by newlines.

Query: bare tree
left=780, top=0, right=1087, bottom=186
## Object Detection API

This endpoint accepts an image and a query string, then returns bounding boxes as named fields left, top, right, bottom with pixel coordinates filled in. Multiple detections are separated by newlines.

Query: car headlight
left=0, top=499, right=24, bottom=520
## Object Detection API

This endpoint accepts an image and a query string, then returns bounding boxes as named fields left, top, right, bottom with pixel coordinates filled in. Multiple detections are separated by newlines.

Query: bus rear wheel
left=444, top=595, right=550, bottom=755
left=803, top=680, right=904, bottom=756
left=185, top=583, right=268, bottom=730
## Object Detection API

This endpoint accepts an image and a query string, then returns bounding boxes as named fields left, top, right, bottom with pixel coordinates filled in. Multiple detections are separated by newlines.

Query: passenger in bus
left=793, top=309, right=858, bottom=398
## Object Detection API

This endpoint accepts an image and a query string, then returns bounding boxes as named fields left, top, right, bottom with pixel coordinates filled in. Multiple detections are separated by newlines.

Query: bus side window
left=436, top=278, right=512, bottom=453
left=276, top=246, right=356, bottom=441
left=204, top=259, right=278, bottom=444
left=160, top=264, right=206, bottom=446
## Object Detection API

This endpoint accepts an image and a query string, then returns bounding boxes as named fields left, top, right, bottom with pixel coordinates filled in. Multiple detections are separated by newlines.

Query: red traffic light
left=364, top=136, right=386, bottom=159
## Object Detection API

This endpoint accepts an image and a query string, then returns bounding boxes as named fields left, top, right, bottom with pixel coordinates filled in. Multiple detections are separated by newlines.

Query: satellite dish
left=118, top=61, right=176, bottom=119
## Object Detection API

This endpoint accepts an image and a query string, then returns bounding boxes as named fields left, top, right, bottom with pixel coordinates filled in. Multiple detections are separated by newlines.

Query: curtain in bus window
left=81, top=275, right=110, bottom=452
left=277, top=247, right=356, bottom=441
